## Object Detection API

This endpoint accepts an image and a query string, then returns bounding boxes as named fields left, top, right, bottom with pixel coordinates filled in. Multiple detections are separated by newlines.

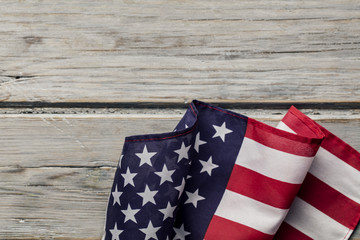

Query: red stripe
left=284, top=106, right=360, bottom=171
left=320, top=131, right=360, bottom=172
left=298, top=173, right=360, bottom=229
left=282, top=106, right=324, bottom=139
left=227, top=165, right=301, bottom=209
left=205, top=215, right=273, bottom=240
left=246, top=118, right=322, bottom=157
left=274, top=222, right=312, bottom=240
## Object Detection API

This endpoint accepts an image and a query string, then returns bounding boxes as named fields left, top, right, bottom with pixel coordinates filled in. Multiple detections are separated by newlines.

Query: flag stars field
left=212, top=122, right=233, bottom=142
left=173, top=224, right=191, bottom=240
left=185, top=189, right=206, bottom=208
left=122, top=204, right=140, bottom=224
left=155, top=164, right=176, bottom=185
left=121, top=167, right=137, bottom=187
left=138, top=185, right=157, bottom=206
left=139, top=221, right=161, bottom=240
left=136, top=145, right=157, bottom=167
left=174, top=142, right=191, bottom=163
left=199, top=156, right=219, bottom=176
left=174, top=178, right=186, bottom=197
left=109, top=222, right=123, bottom=240
left=112, top=184, right=122, bottom=206
left=105, top=137, right=194, bottom=239
left=159, top=202, right=177, bottom=221
left=194, top=132, right=206, bottom=153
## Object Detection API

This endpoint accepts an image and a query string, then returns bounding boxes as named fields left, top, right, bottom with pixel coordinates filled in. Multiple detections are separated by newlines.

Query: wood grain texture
left=0, top=112, right=359, bottom=239
left=0, top=0, right=359, bottom=103
left=0, top=109, right=359, bottom=168
left=1, top=0, right=360, bottom=238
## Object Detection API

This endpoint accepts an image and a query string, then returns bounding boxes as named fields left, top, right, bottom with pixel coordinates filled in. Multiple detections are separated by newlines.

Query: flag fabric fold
left=103, top=100, right=360, bottom=240
left=275, top=106, right=360, bottom=240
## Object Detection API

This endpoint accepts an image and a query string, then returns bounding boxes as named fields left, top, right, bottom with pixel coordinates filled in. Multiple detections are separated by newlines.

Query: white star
left=154, top=164, right=175, bottom=185
left=121, top=167, right=136, bottom=187
left=109, top=222, right=123, bottom=240
left=140, top=220, right=160, bottom=240
left=174, top=178, right=186, bottom=198
left=122, top=204, right=139, bottom=223
left=174, top=142, right=191, bottom=163
left=199, top=156, right=219, bottom=176
left=135, top=145, right=157, bottom=167
left=194, top=132, right=206, bottom=153
left=173, top=224, right=190, bottom=240
left=159, top=202, right=176, bottom=221
left=185, top=189, right=205, bottom=208
left=185, top=124, right=188, bottom=128
left=112, top=184, right=122, bottom=206
left=212, top=122, right=232, bottom=142
left=138, top=185, right=157, bottom=206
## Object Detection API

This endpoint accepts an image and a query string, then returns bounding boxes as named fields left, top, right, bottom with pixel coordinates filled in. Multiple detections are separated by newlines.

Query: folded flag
left=275, top=106, right=360, bottom=240
left=103, top=100, right=360, bottom=240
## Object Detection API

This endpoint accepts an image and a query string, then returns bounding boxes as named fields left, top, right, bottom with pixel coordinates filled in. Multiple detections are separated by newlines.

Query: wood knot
left=23, top=36, right=42, bottom=45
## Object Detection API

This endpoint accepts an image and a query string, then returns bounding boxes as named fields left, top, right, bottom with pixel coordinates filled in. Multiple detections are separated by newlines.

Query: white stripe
left=309, top=147, right=360, bottom=203
left=276, top=121, right=296, bottom=134
left=215, top=190, right=288, bottom=235
left=285, top=197, right=350, bottom=240
left=235, top=137, right=313, bottom=184
left=345, top=230, right=354, bottom=239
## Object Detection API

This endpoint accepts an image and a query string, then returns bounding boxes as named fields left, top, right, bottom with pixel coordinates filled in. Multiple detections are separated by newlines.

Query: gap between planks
left=0, top=110, right=359, bottom=121
left=0, top=101, right=359, bottom=110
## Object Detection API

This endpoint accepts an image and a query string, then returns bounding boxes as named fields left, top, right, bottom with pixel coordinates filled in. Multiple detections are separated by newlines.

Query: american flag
left=103, top=100, right=360, bottom=240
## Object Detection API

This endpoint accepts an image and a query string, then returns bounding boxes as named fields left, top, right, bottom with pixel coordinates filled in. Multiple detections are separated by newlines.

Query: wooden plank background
left=1, top=0, right=360, bottom=103
left=0, top=0, right=359, bottom=239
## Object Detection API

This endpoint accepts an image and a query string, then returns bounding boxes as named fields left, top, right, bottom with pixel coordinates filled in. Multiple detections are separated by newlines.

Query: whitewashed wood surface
left=0, top=0, right=359, bottom=103
left=0, top=0, right=359, bottom=239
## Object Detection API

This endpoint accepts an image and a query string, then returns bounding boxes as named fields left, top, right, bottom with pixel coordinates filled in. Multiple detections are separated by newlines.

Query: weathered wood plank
left=0, top=0, right=359, bottom=103
left=0, top=109, right=359, bottom=168
left=0, top=112, right=359, bottom=239
left=0, top=167, right=113, bottom=240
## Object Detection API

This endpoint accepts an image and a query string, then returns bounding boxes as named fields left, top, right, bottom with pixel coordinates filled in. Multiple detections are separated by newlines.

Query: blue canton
left=104, top=100, right=247, bottom=240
